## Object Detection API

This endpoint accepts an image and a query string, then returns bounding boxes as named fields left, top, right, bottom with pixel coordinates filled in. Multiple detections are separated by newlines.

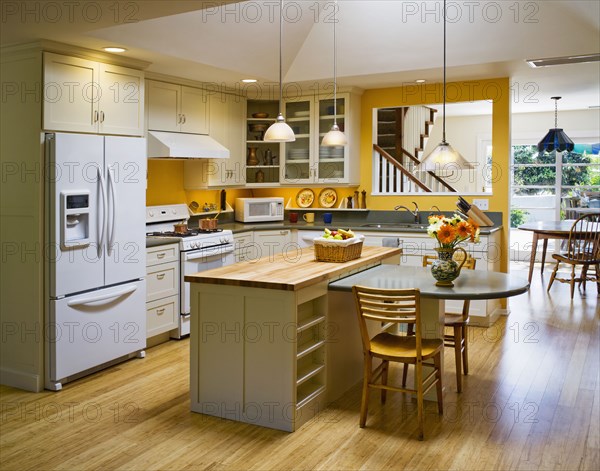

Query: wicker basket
left=314, top=239, right=364, bottom=263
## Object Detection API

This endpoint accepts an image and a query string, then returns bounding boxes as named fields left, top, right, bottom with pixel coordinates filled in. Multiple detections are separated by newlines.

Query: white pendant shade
left=321, top=124, right=348, bottom=147
left=420, top=141, right=473, bottom=171
left=264, top=113, right=296, bottom=142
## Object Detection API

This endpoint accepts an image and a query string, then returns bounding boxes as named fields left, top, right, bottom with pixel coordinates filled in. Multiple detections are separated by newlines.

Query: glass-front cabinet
left=282, top=98, right=313, bottom=183
left=281, top=93, right=355, bottom=185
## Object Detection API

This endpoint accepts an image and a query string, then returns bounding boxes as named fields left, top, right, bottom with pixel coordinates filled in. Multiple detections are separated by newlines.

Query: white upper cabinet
left=281, top=92, right=360, bottom=185
left=183, top=92, right=246, bottom=188
left=147, top=80, right=209, bottom=135
left=43, top=52, right=144, bottom=136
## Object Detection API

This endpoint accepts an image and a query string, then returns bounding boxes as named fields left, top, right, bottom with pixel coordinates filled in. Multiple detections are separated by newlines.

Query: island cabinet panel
left=244, top=295, right=296, bottom=431
left=195, top=291, right=244, bottom=410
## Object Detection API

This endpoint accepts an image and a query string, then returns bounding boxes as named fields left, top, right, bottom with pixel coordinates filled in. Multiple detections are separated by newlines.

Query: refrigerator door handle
left=107, top=165, right=117, bottom=255
left=97, top=166, right=107, bottom=258
left=66, top=285, right=138, bottom=307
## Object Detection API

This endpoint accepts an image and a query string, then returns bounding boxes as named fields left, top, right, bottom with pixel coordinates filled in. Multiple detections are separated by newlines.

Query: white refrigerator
left=45, top=133, right=147, bottom=390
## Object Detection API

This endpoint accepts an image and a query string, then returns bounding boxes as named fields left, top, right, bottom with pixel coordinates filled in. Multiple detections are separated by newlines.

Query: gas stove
left=145, top=204, right=233, bottom=252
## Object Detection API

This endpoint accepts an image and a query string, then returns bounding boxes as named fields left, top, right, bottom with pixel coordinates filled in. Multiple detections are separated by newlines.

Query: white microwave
left=234, top=197, right=284, bottom=222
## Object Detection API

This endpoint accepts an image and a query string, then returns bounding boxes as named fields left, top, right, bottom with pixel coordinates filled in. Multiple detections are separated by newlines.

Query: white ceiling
left=2, top=1, right=599, bottom=114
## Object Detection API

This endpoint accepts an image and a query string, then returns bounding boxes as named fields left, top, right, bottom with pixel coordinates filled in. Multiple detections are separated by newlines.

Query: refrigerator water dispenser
left=61, top=190, right=90, bottom=249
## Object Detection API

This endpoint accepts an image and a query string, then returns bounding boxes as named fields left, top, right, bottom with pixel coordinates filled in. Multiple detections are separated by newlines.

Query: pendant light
left=420, top=0, right=472, bottom=171
left=537, top=97, right=574, bottom=153
left=321, top=0, right=347, bottom=147
left=264, top=0, right=295, bottom=142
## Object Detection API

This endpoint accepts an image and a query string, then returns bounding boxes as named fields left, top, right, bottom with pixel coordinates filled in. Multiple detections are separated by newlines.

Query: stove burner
left=146, top=229, right=223, bottom=238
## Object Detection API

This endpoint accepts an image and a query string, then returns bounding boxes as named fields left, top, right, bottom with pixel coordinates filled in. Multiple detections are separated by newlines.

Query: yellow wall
left=147, top=77, right=510, bottom=274
left=146, top=160, right=357, bottom=210
left=360, top=78, right=511, bottom=273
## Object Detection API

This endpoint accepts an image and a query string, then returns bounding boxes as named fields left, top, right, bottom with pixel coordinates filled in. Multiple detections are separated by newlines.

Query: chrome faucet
left=394, top=201, right=420, bottom=223
left=429, top=205, right=442, bottom=216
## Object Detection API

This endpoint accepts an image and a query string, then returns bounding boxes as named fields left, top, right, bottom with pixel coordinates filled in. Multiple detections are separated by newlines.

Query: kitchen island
left=185, top=246, right=401, bottom=432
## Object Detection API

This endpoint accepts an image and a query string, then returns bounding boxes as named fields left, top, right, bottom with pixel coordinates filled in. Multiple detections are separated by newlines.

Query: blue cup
left=323, top=213, right=333, bottom=224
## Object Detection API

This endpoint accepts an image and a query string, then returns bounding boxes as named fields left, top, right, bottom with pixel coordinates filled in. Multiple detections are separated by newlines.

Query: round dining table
left=518, top=220, right=583, bottom=282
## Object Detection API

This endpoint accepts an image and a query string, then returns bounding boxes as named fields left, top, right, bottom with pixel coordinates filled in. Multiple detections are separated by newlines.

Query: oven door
left=177, top=244, right=235, bottom=336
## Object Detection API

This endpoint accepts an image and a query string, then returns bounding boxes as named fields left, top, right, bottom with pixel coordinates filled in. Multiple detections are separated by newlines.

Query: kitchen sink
left=360, top=223, right=428, bottom=230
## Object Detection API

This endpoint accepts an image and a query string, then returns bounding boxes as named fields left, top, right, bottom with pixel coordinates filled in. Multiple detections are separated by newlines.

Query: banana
left=338, top=228, right=354, bottom=237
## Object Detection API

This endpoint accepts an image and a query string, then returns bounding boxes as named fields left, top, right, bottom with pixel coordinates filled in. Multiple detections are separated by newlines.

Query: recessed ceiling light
left=242, top=79, right=257, bottom=83
left=416, top=79, right=426, bottom=83
left=103, top=47, right=127, bottom=53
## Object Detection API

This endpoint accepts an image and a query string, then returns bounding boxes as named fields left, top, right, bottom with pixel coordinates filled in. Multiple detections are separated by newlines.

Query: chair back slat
left=422, top=253, right=477, bottom=269
left=353, top=286, right=423, bottom=357
left=567, top=214, right=600, bottom=262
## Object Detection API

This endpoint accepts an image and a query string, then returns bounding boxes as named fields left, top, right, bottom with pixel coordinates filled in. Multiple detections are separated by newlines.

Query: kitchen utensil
left=247, top=147, right=259, bottom=165
left=361, top=190, right=367, bottom=209
left=249, top=123, right=268, bottom=132
left=289, top=212, right=298, bottom=223
left=174, top=223, right=188, bottom=234
left=188, top=201, right=200, bottom=213
left=323, top=213, right=333, bottom=224
left=303, top=213, right=315, bottom=223
left=252, top=112, right=269, bottom=118
left=354, top=191, right=360, bottom=209
left=200, top=218, right=217, bottom=230
left=220, top=189, right=227, bottom=211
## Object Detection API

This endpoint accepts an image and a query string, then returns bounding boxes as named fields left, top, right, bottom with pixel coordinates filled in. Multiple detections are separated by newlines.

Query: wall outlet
left=472, top=199, right=489, bottom=210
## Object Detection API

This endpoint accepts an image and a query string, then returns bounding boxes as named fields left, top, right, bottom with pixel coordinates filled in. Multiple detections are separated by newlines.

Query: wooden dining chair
left=421, top=253, right=477, bottom=393
left=352, top=286, right=443, bottom=440
left=547, top=213, right=600, bottom=298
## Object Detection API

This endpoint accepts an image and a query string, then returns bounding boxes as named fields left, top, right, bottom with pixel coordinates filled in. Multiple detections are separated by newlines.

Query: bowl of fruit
left=313, top=228, right=364, bottom=262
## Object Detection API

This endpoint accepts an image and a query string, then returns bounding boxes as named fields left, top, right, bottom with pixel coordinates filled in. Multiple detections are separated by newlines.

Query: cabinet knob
left=157, top=253, right=166, bottom=259
left=157, top=273, right=165, bottom=280
left=156, top=308, right=165, bottom=315
left=100, top=111, right=105, bottom=123
left=181, top=114, right=186, bottom=124
left=93, top=110, right=99, bottom=123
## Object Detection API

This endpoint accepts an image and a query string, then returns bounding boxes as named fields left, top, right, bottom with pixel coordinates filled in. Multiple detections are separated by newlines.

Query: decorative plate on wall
left=296, top=188, right=315, bottom=208
left=319, top=188, right=337, bottom=208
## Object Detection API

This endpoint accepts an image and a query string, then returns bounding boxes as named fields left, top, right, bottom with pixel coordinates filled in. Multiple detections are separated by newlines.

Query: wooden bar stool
left=352, top=286, right=443, bottom=440
left=422, top=253, right=476, bottom=393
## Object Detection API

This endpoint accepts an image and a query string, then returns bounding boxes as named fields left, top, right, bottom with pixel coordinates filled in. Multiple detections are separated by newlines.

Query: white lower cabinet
left=233, top=231, right=256, bottom=263
left=253, top=229, right=293, bottom=260
left=146, top=244, right=179, bottom=338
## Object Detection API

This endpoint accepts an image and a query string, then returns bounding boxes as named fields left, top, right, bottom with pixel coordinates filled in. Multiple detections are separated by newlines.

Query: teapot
left=264, top=148, right=273, bottom=165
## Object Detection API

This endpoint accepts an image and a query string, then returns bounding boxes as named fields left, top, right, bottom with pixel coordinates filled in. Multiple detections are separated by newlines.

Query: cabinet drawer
left=147, top=262, right=178, bottom=301
left=146, top=244, right=179, bottom=266
left=146, top=296, right=178, bottom=337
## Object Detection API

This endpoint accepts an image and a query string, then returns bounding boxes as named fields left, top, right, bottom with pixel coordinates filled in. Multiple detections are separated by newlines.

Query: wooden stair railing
left=427, top=171, right=457, bottom=192
left=374, top=144, right=432, bottom=193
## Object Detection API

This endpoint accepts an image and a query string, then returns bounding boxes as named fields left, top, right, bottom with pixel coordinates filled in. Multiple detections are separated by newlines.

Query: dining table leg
left=528, top=232, right=539, bottom=283
left=541, top=238, right=549, bottom=274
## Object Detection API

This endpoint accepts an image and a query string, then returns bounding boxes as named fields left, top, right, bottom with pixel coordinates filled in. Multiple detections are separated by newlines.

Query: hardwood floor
left=1, top=262, right=598, bottom=471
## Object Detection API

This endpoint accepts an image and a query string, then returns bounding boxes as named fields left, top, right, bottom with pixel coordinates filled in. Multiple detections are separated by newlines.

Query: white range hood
left=147, top=131, right=230, bottom=159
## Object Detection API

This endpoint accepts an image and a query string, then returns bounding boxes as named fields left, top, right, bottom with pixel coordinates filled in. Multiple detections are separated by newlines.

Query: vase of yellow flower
left=427, top=214, right=480, bottom=287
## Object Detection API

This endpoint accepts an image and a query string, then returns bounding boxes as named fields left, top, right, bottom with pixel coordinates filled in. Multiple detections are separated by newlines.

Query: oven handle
left=183, top=244, right=234, bottom=261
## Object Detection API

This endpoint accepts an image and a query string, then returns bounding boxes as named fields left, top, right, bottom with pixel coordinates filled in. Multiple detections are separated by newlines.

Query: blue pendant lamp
left=537, top=97, right=574, bottom=153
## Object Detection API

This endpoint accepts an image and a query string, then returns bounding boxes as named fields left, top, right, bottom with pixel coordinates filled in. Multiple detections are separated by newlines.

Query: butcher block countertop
left=184, top=246, right=401, bottom=291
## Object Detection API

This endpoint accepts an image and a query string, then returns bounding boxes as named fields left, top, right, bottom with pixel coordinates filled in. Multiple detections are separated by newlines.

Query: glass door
left=317, top=95, right=347, bottom=182
left=282, top=99, right=313, bottom=184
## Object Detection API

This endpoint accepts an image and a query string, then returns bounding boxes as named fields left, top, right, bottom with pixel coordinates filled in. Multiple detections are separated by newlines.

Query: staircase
left=375, top=106, right=456, bottom=193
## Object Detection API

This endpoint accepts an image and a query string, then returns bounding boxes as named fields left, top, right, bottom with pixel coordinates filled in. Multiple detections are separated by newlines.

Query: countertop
left=217, top=220, right=502, bottom=235
left=329, top=265, right=529, bottom=300
left=184, top=246, right=401, bottom=291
